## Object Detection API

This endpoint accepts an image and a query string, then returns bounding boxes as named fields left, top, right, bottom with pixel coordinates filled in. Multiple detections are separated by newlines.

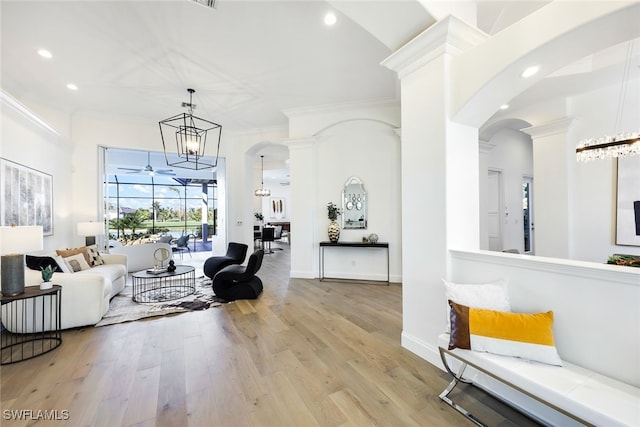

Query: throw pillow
left=63, top=253, right=91, bottom=272
left=443, top=278, right=511, bottom=332
left=86, top=244, right=104, bottom=266
left=25, top=255, right=63, bottom=273
left=57, top=247, right=91, bottom=266
left=448, top=300, right=563, bottom=366
left=53, top=255, right=72, bottom=274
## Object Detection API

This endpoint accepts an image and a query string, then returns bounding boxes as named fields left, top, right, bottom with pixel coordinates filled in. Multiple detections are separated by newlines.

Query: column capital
left=522, top=117, right=574, bottom=139
left=381, top=15, right=487, bottom=79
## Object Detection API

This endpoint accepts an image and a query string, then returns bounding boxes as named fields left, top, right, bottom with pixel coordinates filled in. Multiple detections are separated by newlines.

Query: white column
left=382, top=16, right=483, bottom=365
left=285, top=138, right=316, bottom=279
left=522, top=118, right=574, bottom=259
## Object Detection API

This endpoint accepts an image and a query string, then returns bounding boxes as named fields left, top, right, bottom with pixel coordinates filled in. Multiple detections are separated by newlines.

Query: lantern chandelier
left=159, top=88, right=222, bottom=170
left=255, top=155, right=271, bottom=197
left=576, top=40, right=640, bottom=162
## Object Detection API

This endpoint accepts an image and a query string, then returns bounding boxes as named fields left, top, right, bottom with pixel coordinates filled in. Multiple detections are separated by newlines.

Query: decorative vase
left=40, top=281, right=53, bottom=290
left=328, top=220, right=340, bottom=242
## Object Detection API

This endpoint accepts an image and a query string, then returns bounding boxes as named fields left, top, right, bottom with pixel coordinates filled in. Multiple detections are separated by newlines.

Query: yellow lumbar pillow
left=448, top=300, right=563, bottom=366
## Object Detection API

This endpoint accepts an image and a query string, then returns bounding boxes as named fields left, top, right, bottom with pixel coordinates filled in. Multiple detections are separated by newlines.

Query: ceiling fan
left=117, top=152, right=176, bottom=176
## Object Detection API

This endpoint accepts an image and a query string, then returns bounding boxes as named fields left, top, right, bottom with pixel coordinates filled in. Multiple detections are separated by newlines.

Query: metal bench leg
left=439, top=349, right=487, bottom=427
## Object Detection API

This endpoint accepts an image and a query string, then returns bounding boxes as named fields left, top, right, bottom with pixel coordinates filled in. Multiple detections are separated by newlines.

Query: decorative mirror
left=154, top=247, right=171, bottom=268
left=342, top=176, right=367, bottom=230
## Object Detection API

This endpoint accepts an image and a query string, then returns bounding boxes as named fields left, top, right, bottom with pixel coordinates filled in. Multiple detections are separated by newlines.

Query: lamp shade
left=77, top=222, right=104, bottom=237
left=0, top=225, right=43, bottom=255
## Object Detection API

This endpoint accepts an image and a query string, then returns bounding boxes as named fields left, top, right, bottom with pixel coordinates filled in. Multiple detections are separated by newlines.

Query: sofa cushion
left=57, top=246, right=91, bottom=265
left=77, top=263, right=126, bottom=283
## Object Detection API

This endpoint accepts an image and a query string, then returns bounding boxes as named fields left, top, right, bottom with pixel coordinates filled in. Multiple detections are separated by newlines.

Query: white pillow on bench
left=443, top=278, right=511, bottom=332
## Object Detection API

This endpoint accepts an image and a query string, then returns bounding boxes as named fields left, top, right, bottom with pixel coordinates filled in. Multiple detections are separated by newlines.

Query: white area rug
left=95, top=276, right=223, bottom=327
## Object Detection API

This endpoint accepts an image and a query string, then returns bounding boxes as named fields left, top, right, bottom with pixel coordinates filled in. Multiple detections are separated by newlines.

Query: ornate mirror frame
left=342, top=176, right=367, bottom=230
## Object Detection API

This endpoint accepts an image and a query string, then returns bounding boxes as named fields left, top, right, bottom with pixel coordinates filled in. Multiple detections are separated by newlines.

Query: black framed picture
left=616, top=155, right=640, bottom=246
left=0, top=158, right=53, bottom=236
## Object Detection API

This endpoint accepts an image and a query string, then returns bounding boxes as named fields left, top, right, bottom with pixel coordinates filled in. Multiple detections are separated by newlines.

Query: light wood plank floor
left=1, top=244, right=541, bottom=426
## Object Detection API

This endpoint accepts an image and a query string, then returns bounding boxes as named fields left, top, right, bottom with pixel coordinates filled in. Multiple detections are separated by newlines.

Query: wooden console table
left=319, top=241, right=389, bottom=284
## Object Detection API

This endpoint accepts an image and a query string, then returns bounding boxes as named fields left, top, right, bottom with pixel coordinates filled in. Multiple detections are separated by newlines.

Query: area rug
left=95, top=276, right=225, bottom=327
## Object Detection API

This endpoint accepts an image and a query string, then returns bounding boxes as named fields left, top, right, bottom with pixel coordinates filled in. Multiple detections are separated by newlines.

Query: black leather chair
left=261, top=226, right=275, bottom=254
left=212, top=249, right=264, bottom=301
left=203, top=242, right=248, bottom=280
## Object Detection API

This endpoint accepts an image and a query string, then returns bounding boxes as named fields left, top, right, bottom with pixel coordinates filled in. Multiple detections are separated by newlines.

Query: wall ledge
left=449, top=249, right=640, bottom=286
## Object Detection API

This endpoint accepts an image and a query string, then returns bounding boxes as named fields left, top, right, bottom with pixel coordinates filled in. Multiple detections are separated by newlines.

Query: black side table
left=1, top=285, right=62, bottom=365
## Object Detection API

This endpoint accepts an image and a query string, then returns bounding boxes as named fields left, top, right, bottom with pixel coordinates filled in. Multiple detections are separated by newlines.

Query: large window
left=105, top=174, right=217, bottom=240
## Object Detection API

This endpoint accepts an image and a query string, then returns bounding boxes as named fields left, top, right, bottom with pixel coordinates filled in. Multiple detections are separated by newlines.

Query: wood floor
left=0, top=244, right=540, bottom=426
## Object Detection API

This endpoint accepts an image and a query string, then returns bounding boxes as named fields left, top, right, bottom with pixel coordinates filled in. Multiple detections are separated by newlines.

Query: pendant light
left=255, top=155, right=271, bottom=197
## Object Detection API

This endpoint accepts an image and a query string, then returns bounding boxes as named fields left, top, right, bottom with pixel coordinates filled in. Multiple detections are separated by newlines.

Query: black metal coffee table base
left=131, top=266, right=196, bottom=303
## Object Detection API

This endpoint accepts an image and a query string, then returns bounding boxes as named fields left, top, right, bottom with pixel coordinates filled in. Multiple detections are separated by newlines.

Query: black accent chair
left=261, top=226, right=275, bottom=254
left=212, top=249, right=264, bottom=301
left=203, top=242, right=248, bottom=280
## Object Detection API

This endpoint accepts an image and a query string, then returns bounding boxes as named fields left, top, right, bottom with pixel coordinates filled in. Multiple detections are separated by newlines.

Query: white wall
left=286, top=102, right=402, bottom=282
left=569, top=81, right=640, bottom=261
left=0, top=94, right=74, bottom=252
left=261, top=178, right=291, bottom=224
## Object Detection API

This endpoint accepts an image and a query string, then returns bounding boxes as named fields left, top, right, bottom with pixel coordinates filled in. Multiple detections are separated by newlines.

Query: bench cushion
left=438, top=334, right=640, bottom=427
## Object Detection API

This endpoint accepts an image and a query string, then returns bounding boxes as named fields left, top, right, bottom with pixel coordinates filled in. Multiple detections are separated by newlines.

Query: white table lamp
left=77, top=221, right=104, bottom=246
left=0, top=225, right=44, bottom=296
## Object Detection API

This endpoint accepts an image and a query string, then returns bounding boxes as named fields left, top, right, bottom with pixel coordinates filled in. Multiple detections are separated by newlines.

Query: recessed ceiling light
left=37, top=49, right=52, bottom=59
left=324, top=11, right=337, bottom=26
left=521, top=66, right=539, bottom=78
left=499, top=104, right=509, bottom=110
left=66, top=83, right=78, bottom=91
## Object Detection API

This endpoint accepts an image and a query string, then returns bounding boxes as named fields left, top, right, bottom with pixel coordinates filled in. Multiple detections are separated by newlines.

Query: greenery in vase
left=607, top=255, right=640, bottom=267
left=41, top=265, right=56, bottom=282
left=254, top=212, right=264, bottom=221
left=327, top=202, right=342, bottom=221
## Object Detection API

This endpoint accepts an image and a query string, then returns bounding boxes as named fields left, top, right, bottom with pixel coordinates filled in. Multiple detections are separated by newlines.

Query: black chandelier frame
left=159, top=89, right=222, bottom=170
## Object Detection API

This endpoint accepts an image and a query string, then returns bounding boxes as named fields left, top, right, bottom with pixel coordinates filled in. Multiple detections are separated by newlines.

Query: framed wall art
left=0, top=158, right=53, bottom=235
left=270, top=197, right=285, bottom=219
left=616, top=155, right=640, bottom=246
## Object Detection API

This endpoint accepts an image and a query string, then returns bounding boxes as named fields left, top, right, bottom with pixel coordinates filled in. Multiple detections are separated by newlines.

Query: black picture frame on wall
left=0, top=158, right=53, bottom=236
left=616, top=155, right=640, bottom=246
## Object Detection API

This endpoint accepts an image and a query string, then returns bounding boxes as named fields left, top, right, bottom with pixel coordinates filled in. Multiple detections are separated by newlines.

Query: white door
left=487, top=170, right=503, bottom=251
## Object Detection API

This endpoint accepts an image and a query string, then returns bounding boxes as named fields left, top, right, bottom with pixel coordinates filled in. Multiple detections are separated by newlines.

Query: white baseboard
left=289, top=270, right=315, bottom=279
left=401, top=331, right=444, bottom=370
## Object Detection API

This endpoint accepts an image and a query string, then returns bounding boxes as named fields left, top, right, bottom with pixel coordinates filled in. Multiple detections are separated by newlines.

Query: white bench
left=438, top=334, right=640, bottom=427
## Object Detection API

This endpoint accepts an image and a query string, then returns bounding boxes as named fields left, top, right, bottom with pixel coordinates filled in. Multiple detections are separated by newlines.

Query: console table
left=1, top=285, right=62, bottom=365
left=319, top=241, right=390, bottom=284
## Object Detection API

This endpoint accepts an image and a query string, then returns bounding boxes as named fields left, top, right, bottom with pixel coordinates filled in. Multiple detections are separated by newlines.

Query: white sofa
left=1, top=253, right=127, bottom=332
left=109, top=242, right=173, bottom=273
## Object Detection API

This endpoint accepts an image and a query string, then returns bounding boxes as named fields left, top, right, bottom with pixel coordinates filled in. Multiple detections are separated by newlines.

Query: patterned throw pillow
left=86, top=244, right=104, bottom=266
left=448, top=300, right=563, bottom=366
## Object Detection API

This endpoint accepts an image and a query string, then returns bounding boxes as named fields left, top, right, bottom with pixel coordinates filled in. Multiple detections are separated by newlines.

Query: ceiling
left=2, top=1, right=638, bottom=177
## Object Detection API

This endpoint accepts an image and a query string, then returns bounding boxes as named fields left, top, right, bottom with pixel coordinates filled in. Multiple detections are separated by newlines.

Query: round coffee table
left=131, top=266, right=196, bottom=303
